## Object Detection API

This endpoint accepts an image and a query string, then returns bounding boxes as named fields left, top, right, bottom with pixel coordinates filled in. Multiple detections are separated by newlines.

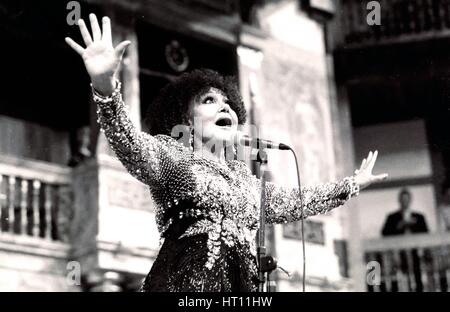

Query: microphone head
left=233, top=131, right=251, bottom=146
left=234, top=131, right=291, bottom=150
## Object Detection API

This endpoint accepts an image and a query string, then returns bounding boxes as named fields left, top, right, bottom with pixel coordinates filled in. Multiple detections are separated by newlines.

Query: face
left=190, top=87, right=238, bottom=147
left=399, top=192, right=411, bottom=209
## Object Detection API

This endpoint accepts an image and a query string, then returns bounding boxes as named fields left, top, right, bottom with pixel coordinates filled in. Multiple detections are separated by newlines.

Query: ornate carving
left=165, top=40, right=189, bottom=73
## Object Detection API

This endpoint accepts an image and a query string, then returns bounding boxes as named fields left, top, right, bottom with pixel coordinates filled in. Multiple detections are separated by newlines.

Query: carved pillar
left=237, top=42, right=282, bottom=285
left=69, top=158, right=100, bottom=276
left=70, top=12, right=148, bottom=290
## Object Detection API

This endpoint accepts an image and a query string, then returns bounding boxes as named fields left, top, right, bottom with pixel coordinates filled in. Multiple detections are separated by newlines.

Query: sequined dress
left=94, top=87, right=359, bottom=292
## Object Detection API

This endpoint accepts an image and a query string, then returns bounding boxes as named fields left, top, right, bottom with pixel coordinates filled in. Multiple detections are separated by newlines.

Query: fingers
left=374, top=173, right=388, bottom=182
left=362, top=151, right=374, bottom=171
left=360, top=158, right=367, bottom=171
left=102, top=16, right=112, bottom=45
left=366, top=151, right=373, bottom=168
left=368, top=150, right=378, bottom=172
left=89, top=13, right=102, bottom=42
left=115, top=40, right=131, bottom=59
left=76, top=14, right=113, bottom=46
left=65, top=37, right=84, bottom=55
left=357, top=150, right=379, bottom=174
left=78, top=19, right=93, bottom=46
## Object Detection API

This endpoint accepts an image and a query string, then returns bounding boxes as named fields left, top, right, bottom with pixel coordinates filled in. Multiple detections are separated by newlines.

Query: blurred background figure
left=382, top=188, right=428, bottom=236
left=68, top=126, right=92, bottom=167
left=380, top=188, right=429, bottom=292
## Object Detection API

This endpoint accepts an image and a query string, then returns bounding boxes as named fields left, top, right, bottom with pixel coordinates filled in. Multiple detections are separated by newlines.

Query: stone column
left=330, top=81, right=362, bottom=291
left=70, top=13, right=154, bottom=290
left=69, top=157, right=100, bottom=280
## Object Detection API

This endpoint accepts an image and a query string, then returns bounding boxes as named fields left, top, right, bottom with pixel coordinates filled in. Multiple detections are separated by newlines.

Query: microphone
left=235, top=131, right=290, bottom=150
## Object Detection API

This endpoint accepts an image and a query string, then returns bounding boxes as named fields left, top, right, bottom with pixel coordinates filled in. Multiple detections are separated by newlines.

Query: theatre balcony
left=0, top=154, right=72, bottom=242
left=333, top=0, right=450, bottom=48
left=0, top=149, right=157, bottom=291
left=327, top=0, right=450, bottom=293
left=0, top=154, right=74, bottom=291
left=362, top=232, right=450, bottom=292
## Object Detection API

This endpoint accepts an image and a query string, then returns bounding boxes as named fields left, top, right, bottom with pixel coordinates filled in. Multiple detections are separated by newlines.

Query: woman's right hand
left=65, top=13, right=130, bottom=95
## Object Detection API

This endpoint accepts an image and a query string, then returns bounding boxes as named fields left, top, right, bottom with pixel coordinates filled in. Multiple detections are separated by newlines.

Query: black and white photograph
left=0, top=0, right=449, bottom=297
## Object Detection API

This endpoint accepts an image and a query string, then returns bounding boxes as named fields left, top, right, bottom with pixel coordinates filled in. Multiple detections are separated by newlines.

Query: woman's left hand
left=354, top=150, right=388, bottom=190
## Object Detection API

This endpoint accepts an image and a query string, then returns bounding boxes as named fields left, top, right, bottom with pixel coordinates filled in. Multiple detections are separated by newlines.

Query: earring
left=189, top=127, right=194, bottom=151
left=224, top=145, right=238, bottom=161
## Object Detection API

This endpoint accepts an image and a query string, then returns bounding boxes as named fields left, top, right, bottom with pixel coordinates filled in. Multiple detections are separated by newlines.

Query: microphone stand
left=256, top=149, right=278, bottom=292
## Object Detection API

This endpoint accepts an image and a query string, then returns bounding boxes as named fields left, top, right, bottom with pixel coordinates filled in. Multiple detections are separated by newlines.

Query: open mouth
left=215, top=116, right=233, bottom=128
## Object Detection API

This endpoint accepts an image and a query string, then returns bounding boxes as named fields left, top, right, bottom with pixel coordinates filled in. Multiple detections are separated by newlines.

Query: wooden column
left=69, top=158, right=100, bottom=275
left=95, top=13, right=141, bottom=157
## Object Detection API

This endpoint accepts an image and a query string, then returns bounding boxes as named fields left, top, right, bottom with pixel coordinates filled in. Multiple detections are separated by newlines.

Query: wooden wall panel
left=0, top=116, right=70, bottom=165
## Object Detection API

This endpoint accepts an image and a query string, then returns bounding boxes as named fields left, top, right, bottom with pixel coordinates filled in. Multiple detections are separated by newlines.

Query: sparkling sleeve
left=94, top=83, right=162, bottom=185
left=264, top=177, right=359, bottom=224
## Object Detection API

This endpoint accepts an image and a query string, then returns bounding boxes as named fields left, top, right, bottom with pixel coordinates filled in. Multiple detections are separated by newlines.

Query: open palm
left=65, top=14, right=130, bottom=94
left=354, top=150, right=388, bottom=189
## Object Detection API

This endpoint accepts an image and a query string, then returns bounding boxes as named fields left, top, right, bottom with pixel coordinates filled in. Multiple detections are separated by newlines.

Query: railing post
left=44, top=184, right=52, bottom=240
left=405, top=249, right=416, bottom=291
left=382, top=251, right=392, bottom=292
left=25, top=180, right=33, bottom=236
left=20, top=179, right=27, bottom=235
left=38, top=182, right=45, bottom=238
left=8, top=176, right=15, bottom=234
left=431, top=247, right=441, bottom=291
left=417, top=248, right=429, bottom=291
left=393, top=250, right=406, bottom=291
left=32, top=180, right=41, bottom=237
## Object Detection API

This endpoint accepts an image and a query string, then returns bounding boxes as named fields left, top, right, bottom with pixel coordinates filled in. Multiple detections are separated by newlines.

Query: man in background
left=382, top=188, right=428, bottom=236
left=380, top=188, right=429, bottom=292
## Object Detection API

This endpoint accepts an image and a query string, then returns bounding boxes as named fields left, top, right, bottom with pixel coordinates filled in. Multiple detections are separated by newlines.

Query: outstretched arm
left=264, top=151, right=388, bottom=224
left=65, top=14, right=162, bottom=184
left=94, top=84, right=161, bottom=184
left=264, top=177, right=357, bottom=224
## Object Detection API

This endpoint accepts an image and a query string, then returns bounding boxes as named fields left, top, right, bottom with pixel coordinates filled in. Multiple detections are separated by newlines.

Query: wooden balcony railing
left=0, top=154, right=72, bottom=242
left=363, top=233, right=450, bottom=292
left=339, top=0, right=450, bottom=47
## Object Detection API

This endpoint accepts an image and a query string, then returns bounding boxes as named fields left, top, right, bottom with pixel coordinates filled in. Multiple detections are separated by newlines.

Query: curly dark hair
left=145, top=68, right=247, bottom=136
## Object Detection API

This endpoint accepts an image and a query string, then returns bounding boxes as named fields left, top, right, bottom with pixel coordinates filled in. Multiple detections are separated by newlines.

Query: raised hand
left=65, top=13, right=130, bottom=95
left=354, top=150, right=388, bottom=190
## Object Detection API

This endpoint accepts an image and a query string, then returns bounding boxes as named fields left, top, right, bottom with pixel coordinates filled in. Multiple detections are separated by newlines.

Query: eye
left=202, top=96, right=215, bottom=104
